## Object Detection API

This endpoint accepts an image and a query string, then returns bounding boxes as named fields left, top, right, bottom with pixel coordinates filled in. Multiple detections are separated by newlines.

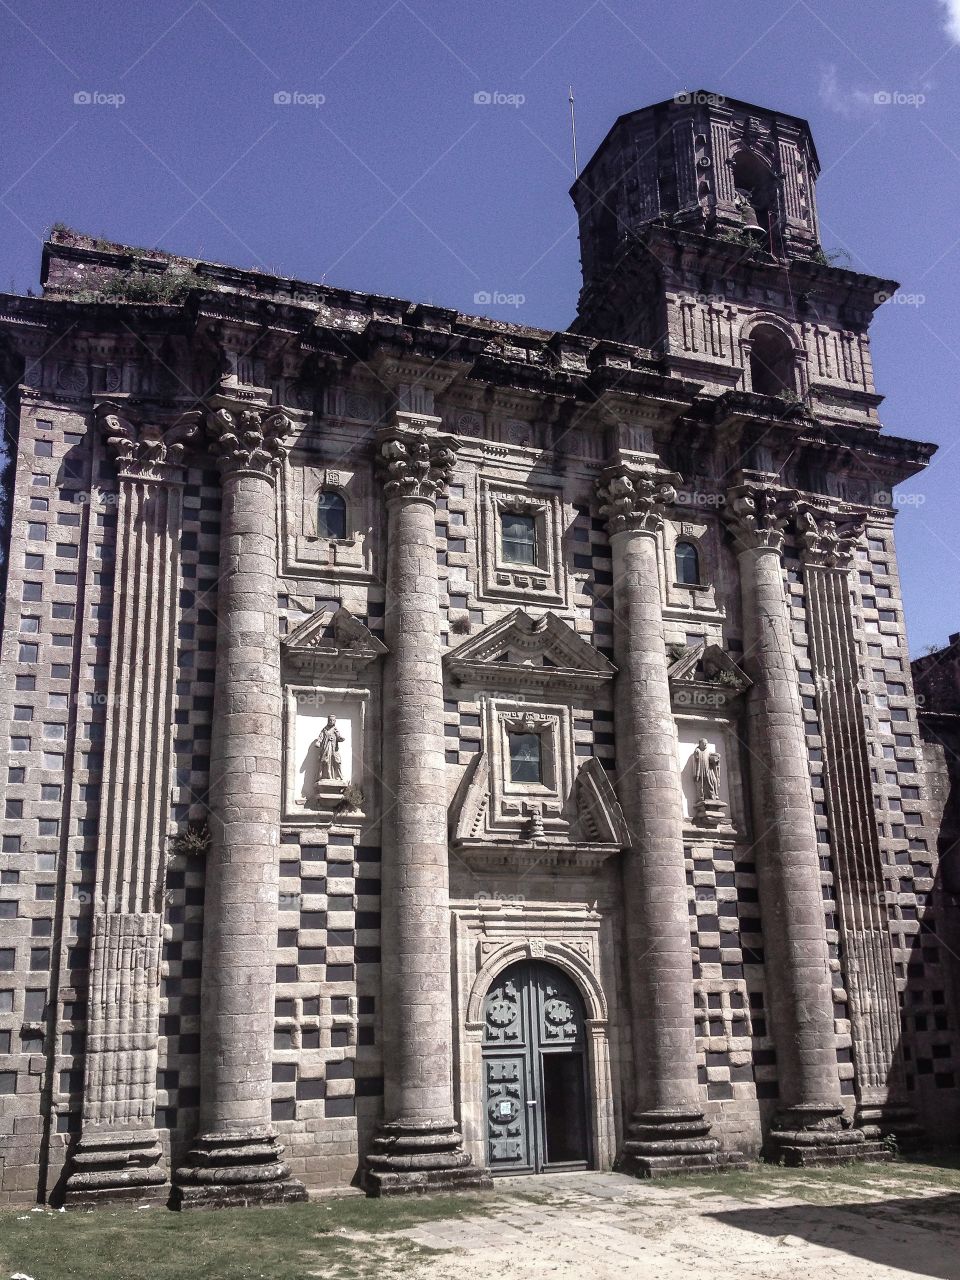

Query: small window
left=316, top=491, right=346, bottom=540
left=501, top=512, right=537, bottom=566
left=508, top=732, right=542, bottom=784
left=675, top=541, right=700, bottom=585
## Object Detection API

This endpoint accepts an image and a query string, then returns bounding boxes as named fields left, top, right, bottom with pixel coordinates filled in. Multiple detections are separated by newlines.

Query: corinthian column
left=365, top=414, right=490, bottom=1196
left=174, top=403, right=306, bottom=1208
left=799, top=511, right=916, bottom=1142
left=725, top=483, right=869, bottom=1164
left=598, top=462, right=733, bottom=1176
left=65, top=406, right=195, bottom=1205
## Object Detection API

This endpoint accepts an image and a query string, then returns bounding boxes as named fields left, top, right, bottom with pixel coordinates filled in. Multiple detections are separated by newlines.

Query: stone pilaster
left=799, top=511, right=918, bottom=1143
left=725, top=483, right=874, bottom=1165
left=366, top=414, right=490, bottom=1195
left=598, top=463, right=738, bottom=1177
left=173, top=403, right=306, bottom=1208
left=65, top=406, right=196, bottom=1205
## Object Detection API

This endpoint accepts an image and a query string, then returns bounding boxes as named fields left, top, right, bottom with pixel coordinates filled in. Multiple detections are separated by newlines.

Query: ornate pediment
left=281, top=606, right=387, bottom=679
left=445, top=609, right=616, bottom=695
left=667, top=643, right=751, bottom=712
left=449, top=751, right=624, bottom=872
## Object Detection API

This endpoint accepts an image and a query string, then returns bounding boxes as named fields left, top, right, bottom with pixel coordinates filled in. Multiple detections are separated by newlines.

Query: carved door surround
left=452, top=906, right=618, bottom=1173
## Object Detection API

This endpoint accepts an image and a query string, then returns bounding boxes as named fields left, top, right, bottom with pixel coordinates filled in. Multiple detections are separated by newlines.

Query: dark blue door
left=481, top=961, right=590, bottom=1174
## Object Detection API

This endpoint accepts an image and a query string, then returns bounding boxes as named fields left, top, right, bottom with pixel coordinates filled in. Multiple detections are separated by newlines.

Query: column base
left=767, top=1104, right=890, bottom=1167
left=364, top=1121, right=492, bottom=1197
left=855, top=1098, right=924, bottom=1149
left=616, top=1107, right=746, bottom=1179
left=63, top=1130, right=169, bottom=1207
left=172, top=1127, right=307, bottom=1211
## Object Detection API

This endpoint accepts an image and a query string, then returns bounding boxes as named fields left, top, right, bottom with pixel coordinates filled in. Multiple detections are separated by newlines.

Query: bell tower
left=570, top=91, right=892, bottom=425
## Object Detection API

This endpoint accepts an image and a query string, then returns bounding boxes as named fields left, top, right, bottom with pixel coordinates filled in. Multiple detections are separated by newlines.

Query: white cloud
left=939, top=0, right=960, bottom=41
left=817, top=65, right=876, bottom=118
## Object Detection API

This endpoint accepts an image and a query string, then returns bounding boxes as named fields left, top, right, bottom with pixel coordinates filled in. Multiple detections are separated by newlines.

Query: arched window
left=675, top=540, right=700, bottom=586
left=748, top=324, right=796, bottom=398
left=316, top=490, right=346, bottom=539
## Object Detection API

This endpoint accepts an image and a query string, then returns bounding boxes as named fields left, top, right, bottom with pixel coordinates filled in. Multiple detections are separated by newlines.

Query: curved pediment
left=445, top=609, right=616, bottom=695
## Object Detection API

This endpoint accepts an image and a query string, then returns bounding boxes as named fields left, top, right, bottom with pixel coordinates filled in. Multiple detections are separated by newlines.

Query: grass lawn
left=3, top=1156, right=960, bottom=1280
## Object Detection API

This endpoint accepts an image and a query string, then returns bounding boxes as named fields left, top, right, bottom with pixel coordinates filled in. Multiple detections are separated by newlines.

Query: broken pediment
left=667, top=643, right=751, bottom=713
left=449, top=751, right=624, bottom=872
left=281, top=606, right=387, bottom=679
left=445, top=609, right=616, bottom=695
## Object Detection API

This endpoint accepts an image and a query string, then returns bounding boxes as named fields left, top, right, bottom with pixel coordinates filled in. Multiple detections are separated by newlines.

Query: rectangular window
left=509, top=731, right=542, bottom=784
left=500, top=512, right=537, bottom=566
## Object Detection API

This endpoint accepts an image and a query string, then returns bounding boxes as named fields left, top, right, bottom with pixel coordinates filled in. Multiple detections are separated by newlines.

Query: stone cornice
left=596, top=462, right=680, bottom=536
left=375, top=415, right=458, bottom=504
left=724, top=480, right=798, bottom=554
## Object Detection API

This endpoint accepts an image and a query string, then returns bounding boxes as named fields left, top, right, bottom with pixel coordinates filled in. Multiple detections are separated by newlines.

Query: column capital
left=375, top=418, right=458, bottom=504
left=95, top=402, right=197, bottom=484
left=206, top=402, right=290, bottom=476
left=797, top=508, right=866, bottom=570
left=596, top=463, right=680, bottom=536
left=724, top=483, right=798, bottom=554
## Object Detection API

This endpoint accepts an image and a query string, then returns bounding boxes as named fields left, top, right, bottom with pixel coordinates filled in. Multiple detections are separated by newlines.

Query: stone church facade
left=0, top=92, right=957, bottom=1207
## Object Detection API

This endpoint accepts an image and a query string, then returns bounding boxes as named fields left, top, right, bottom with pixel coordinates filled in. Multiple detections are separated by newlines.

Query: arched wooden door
left=481, top=961, right=591, bottom=1174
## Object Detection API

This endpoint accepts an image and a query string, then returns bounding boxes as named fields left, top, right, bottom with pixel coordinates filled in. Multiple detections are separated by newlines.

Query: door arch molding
left=467, top=939, right=608, bottom=1027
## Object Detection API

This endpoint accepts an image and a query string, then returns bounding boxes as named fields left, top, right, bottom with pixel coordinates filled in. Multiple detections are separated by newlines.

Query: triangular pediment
left=667, top=642, right=751, bottom=710
left=282, top=606, right=387, bottom=678
left=446, top=609, right=616, bottom=695
left=574, top=757, right=629, bottom=845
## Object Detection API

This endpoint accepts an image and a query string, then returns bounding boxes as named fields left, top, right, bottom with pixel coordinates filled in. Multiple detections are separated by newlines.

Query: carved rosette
left=375, top=427, right=458, bottom=504
left=206, top=404, right=290, bottom=475
left=96, top=403, right=199, bottom=483
left=797, top=509, right=866, bottom=570
left=724, top=484, right=798, bottom=554
left=596, top=465, right=679, bottom=536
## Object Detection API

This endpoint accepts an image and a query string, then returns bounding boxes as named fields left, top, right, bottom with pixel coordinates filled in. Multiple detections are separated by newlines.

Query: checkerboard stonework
left=0, top=90, right=957, bottom=1209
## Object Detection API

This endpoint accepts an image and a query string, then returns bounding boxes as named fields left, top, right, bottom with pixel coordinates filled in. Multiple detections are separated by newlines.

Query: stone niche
left=283, top=686, right=368, bottom=822
left=676, top=721, right=743, bottom=834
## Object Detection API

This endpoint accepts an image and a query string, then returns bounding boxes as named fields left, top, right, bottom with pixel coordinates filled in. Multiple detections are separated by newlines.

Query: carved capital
left=207, top=404, right=289, bottom=475
left=96, top=403, right=198, bottom=483
left=596, top=464, right=679, bottom=536
left=724, top=484, right=797, bottom=554
left=375, top=425, right=458, bottom=504
left=797, top=509, right=866, bottom=570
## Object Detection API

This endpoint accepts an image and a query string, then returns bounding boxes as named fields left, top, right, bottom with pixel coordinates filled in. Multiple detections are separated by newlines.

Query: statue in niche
left=315, top=715, right=345, bottom=782
left=693, top=738, right=722, bottom=801
left=692, top=738, right=727, bottom=829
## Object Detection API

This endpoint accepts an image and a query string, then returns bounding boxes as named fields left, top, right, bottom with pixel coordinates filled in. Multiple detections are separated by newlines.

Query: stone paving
left=375, top=1170, right=960, bottom=1279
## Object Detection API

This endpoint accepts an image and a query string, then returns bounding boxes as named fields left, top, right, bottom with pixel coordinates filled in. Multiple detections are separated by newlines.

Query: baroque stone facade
left=0, top=91, right=957, bottom=1206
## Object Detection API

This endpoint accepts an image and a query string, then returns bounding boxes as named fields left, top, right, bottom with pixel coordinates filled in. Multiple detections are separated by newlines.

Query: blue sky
left=2, top=1, right=958, bottom=653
